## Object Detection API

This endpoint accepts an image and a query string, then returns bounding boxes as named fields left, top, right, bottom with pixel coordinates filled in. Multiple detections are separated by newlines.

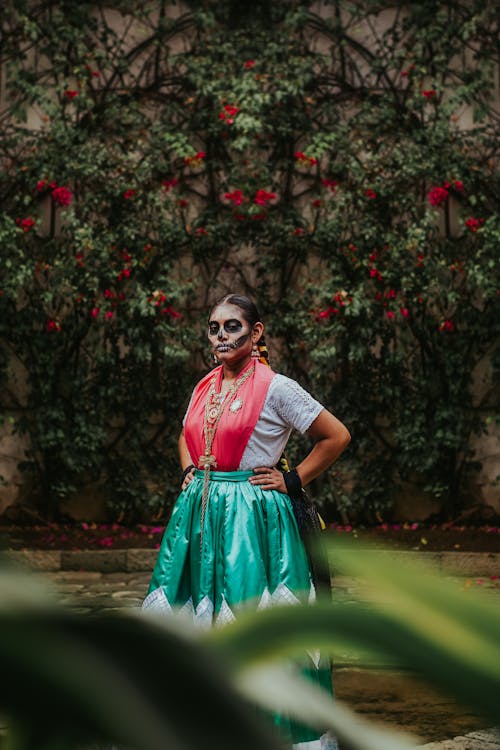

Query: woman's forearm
left=178, top=429, right=194, bottom=471
left=295, top=410, right=351, bottom=487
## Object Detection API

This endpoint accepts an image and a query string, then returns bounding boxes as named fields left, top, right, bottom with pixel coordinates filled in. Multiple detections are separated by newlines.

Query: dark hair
left=210, top=294, right=261, bottom=328
left=210, top=293, right=269, bottom=362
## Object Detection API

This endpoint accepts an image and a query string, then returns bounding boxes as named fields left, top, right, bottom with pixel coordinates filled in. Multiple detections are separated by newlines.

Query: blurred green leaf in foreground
left=0, top=541, right=498, bottom=750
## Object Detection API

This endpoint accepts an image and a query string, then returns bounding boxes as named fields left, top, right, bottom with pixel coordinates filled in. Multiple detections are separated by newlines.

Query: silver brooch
left=229, top=398, right=243, bottom=413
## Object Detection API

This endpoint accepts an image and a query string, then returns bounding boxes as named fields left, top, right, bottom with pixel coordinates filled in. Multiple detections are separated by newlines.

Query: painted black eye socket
left=208, top=319, right=244, bottom=336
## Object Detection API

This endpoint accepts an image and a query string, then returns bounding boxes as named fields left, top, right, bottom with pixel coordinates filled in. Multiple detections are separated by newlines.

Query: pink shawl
left=184, top=360, right=275, bottom=471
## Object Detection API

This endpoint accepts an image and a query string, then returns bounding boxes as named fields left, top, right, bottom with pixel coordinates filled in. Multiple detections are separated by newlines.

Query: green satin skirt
left=143, top=470, right=336, bottom=748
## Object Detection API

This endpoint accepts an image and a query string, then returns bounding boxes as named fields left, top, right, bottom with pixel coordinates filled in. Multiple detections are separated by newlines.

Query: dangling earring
left=252, top=343, right=259, bottom=358
left=213, top=353, right=220, bottom=363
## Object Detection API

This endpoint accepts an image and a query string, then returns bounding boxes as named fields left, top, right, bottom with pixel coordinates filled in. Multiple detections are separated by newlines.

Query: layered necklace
left=199, top=362, right=255, bottom=542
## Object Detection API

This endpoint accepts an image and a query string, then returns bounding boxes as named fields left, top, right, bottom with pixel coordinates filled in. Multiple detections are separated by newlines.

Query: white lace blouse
left=184, top=374, right=324, bottom=469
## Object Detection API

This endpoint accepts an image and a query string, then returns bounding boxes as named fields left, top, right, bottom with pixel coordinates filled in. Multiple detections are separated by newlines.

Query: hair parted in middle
left=210, top=293, right=269, bottom=366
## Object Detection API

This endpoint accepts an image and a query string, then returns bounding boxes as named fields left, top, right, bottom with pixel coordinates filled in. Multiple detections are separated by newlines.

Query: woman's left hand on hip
left=249, top=466, right=287, bottom=493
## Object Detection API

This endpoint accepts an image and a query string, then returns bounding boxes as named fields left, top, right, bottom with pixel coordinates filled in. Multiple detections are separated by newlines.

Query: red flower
left=365, top=188, right=377, bottom=200
left=162, top=178, right=179, bottom=192
left=75, top=252, right=84, bottom=267
left=322, top=178, right=339, bottom=192
left=290, top=227, right=304, bottom=236
left=16, top=217, right=36, bottom=232
left=185, top=151, right=206, bottom=166
left=196, top=227, right=209, bottom=236
left=46, top=319, right=61, bottom=332
left=178, top=198, right=188, bottom=208
left=64, top=90, right=78, bottom=99
left=312, top=198, right=322, bottom=208
left=422, top=89, right=436, bottom=99
left=254, top=189, right=276, bottom=206
left=428, top=186, right=448, bottom=206
left=91, top=307, right=100, bottom=318
left=123, top=189, right=136, bottom=200
left=52, top=186, right=72, bottom=206
left=244, top=60, right=255, bottom=69
left=464, top=217, right=484, bottom=233
left=36, top=180, right=47, bottom=192
left=104, top=289, right=115, bottom=299
left=105, top=311, right=114, bottom=320
left=369, top=268, right=383, bottom=282
left=295, top=151, right=317, bottom=166
left=453, top=180, right=464, bottom=192
left=165, top=306, right=181, bottom=319
left=400, top=307, right=409, bottom=318
left=225, top=189, right=245, bottom=206
left=439, top=320, right=454, bottom=332
left=386, top=311, right=395, bottom=320
left=117, top=268, right=131, bottom=282
left=219, top=104, right=240, bottom=124
left=401, top=70, right=409, bottom=77
left=317, top=307, right=333, bottom=319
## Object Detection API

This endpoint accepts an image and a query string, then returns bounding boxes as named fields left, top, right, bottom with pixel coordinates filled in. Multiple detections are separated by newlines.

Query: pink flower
left=422, top=89, right=436, bottom=99
left=386, top=311, right=395, bottom=320
left=428, top=186, right=448, bottom=206
left=365, top=188, right=377, bottom=200
left=254, top=189, right=276, bottom=206
left=400, top=307, right=409, bottom=318
left=464, top=217, right=484, bottom=233
left=123, top=189, right=136, bottom=200
left=244, top=60, right=255, bottom=69
left=225, top=189, right=245, bottom=206
left=52, top=186, right=73, bottom=206
left=105, top=311, right=114, bottom=320
left=16, top=217, right=36, bottom=232
left=64, top=90, right=79, bottom=99
left=91, top=307, right=100, bottom=318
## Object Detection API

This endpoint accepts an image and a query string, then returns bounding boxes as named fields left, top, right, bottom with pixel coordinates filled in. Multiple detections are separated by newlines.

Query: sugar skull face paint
left=207, top=301, right=264, bottom=368
left=208, top=318, right=251, bottom=353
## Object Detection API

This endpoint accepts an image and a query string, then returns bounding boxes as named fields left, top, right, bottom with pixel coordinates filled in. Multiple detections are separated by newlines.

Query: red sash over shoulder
left=184, top=360, right=275, bottom=472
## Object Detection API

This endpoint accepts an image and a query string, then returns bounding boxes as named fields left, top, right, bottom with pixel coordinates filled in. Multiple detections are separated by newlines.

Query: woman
left=143, top=294, right=351, bottom=749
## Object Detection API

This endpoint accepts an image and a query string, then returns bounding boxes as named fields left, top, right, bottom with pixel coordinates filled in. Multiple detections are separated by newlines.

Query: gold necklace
left=199, top=362, right=255, bottom=543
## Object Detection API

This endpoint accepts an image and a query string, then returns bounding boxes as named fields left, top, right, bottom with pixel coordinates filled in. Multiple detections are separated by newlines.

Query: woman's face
left=208, top=303, right=262, bottom=366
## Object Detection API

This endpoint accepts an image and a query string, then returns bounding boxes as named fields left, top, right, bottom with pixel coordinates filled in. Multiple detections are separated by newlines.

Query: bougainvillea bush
left=0, top=1, right=498, bottom=520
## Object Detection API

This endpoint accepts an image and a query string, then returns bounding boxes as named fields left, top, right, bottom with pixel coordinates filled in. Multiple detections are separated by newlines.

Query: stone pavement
left=45, top=570, right=149, bottom=613
left=422, top=730, right=500, bottom=750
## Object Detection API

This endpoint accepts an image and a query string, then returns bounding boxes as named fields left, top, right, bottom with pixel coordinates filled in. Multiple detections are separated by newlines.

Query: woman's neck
left=222, top=355, right=253, bottom=381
